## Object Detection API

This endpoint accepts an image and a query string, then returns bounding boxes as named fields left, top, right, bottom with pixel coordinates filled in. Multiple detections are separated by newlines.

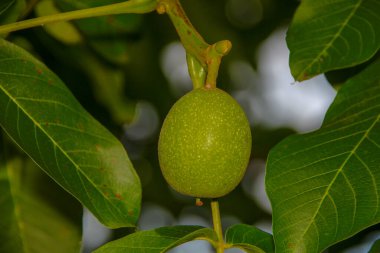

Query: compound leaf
left=287, top=0, right=380, bottom=81
left=266, top=59, right=380, bottom=252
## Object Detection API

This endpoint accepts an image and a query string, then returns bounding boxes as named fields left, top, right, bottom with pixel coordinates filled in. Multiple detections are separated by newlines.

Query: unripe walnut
left=158, top=87, right=252, bottom=198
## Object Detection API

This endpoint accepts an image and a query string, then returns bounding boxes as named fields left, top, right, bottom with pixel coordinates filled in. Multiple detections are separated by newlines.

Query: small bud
left=195, top=198, right=204, bottom=206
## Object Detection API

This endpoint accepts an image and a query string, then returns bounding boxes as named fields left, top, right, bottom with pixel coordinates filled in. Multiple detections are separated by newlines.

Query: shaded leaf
left=225, top=224, right=274, bottom=253
left=54, top=0, right=145, bottom=64
left=0, top=0, right=25, bottom=27
left=79, top=53, right=136, bottom=124
left=369, top=239, right=380, bottom=253
left=287, top=0, right=380, bottom=81
left=0, top=0, right=15, bottom=16
left=35, top=0, right=82, bottom=45
left=0, top=39, right=141, bottom=228
left=93, top=226, right=217, bottom=253
left=266, top=59, right=380, bottom=253
left=0, top=155, right=81, bottom=253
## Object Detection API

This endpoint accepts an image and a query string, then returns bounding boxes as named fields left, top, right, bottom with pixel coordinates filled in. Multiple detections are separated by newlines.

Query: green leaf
left=0, top=0, right=15, bottom=16
left=266, top=59, right=380, bottom=253
left=35, top=0, right=82, bottom=45
left=78, top=53, right=136, bottom=124
left=225, top=224, right=274, bottom=253
left=0, top=156, right=81, bottom=253
left=369, top=239, right=380, bottom=253
left=0, top=39, right=141, bottom=228
left=0, top=0, right=25, bottom=26
left=287, top=0, right=380, bottom=81
left=93, top=226, right=217, bottom=253
left=54, top=0, right=144, bottom=64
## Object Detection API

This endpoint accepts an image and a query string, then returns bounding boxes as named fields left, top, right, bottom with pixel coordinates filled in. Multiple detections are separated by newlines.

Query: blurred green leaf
left=0, top=156, right=81, bottom=253
left=369, top=239, right=380, bottom=253
left=79, top=53, right=136, bottom=124
left=93, top=226, right=216, bottom=253
left=35, top=0, right=82, bottom=45
left=54, top=0, right=143, bottom=64
left=0, top=0, right=25, bottom=26
left=225, top=224, right=274, bottom=253
left=266, top=59, right=380, bottom=253
left=287, top=0, right=380, bottom=81
left=0, top=39, right=141, bottom=228
left=0, top=0, right=15, bottom=15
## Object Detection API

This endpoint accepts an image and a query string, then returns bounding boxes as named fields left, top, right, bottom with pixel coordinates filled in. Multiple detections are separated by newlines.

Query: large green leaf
left=93, top=226, right=217, bottom=253
left=225, top=224, right=274, bottom=253
left=287, top=0, right=380, bottom=81
left=0, top=39, right=141, bottom=228
left=0, top=155, right=81, bottom=253
left=266, top=59, right=380, bottom=253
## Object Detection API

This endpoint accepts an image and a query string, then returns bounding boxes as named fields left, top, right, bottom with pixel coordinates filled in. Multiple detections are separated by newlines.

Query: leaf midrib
left=297, top=114, right=380, bottom=251
left=0, top=83, right=126, bottom=221
left=296, top=0, right=362, bottom=80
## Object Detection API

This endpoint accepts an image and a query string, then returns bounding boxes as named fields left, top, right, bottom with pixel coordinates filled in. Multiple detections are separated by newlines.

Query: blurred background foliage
left=2, top=0, right=378, bottom=252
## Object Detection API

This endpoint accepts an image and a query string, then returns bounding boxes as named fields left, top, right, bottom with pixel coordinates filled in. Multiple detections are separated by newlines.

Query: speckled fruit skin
left=158, top=87, right=252, bottom=198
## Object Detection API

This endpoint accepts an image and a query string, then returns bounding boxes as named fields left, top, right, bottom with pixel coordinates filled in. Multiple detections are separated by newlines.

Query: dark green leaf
left=225, top=224, right=274, bottom=253
left=0, top=156, right=81, bottom=253
left=78, top=53, right=136, bottom=124
left=369, top=239, right=380, bottom=253
left=35, top=0, right=82, bottom=45
left=0, top=0, right=25, bottom=26
left=266, top=59, right=380, bottom=253
left=0, top=39, right=141, bottom=228
left=93, top=226, right=217, bottom=253
left=287, top=0, right=380, bottom=81
left=54, top=0, right=143, bottom=64
left=0, top=0, right=15, bottom=16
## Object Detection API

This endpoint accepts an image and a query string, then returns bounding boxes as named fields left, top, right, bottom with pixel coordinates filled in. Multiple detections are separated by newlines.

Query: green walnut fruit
left=158, top=87, right=251, bottom=198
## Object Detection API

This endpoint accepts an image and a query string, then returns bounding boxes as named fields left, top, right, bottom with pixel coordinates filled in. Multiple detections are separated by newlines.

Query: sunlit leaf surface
left=287, top=0, right=380, bottom=81
left=225, top=224, right=274, bottom=253
left=266, top=60, right=380, bottom=252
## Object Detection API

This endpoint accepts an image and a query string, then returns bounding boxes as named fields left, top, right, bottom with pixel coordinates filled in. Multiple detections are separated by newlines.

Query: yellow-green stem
left=157, top=0, right=231, bottom=89
left=0, top=0, right=157, bottom=34
left=186, top=53, right=206, bottom=89
left=211, top=199, right=224, bottom=253
left=157, top=0, right=208, bottom=67
left=205, top=40, right=231, bottom=89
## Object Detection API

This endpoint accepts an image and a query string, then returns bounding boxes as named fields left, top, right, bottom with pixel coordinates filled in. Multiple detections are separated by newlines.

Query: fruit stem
left=211, top=199, right=224, bottom=253
left=157, top=0, right=231, bottom=89
left=0, top=0, right=157, bottom=35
